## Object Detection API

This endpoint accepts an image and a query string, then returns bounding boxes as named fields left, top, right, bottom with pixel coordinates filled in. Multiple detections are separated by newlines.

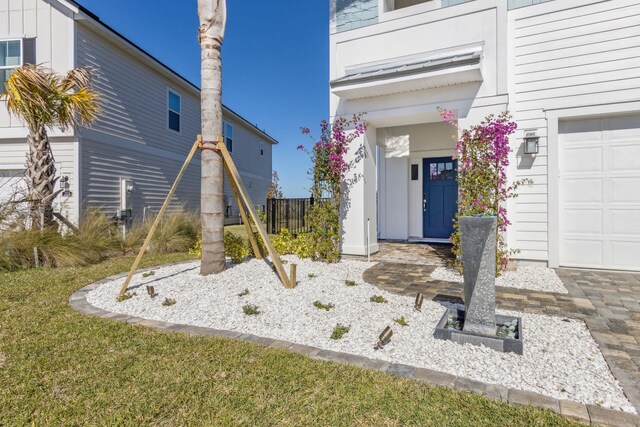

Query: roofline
left=59, top=0, right=279, bottom=145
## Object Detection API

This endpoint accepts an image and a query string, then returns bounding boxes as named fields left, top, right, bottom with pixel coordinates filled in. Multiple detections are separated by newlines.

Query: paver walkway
left=364, top=241, right=640, bottom=415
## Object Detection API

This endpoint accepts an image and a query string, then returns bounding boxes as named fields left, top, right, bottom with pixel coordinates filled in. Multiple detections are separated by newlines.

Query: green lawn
left=0, top=254, right=580, bottom=426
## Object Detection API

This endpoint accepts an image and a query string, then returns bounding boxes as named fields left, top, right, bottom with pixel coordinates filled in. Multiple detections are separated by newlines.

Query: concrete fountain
left=434, top=215, right=523, bottom=354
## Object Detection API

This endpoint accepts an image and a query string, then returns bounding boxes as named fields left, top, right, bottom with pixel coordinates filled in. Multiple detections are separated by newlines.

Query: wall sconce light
left=415, top=293, right=424, bottom=312
left=524, top=131, right=539, bottom=155
left=374, top=326, right=393, bottom=350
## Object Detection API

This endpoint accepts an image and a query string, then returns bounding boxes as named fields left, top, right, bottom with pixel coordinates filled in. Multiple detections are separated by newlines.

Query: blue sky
left=78, top=0, right=328, bottom=197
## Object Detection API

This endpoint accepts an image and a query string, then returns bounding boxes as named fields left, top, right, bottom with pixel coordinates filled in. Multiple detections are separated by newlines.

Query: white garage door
left=559, top=115, right=640, bottom=271
left=0, top=169, right=25, bottom=203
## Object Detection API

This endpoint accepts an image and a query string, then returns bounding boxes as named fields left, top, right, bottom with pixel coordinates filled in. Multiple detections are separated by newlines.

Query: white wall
left=508, top=0, right=640, bottom=262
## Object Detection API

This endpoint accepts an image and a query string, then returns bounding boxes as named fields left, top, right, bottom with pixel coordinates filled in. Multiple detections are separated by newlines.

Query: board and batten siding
left=0, top=0, right=75, bottom=130
left=508, top=0, right=640, bottom=261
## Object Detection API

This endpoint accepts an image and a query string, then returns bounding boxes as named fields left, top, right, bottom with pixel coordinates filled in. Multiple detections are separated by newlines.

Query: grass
left=313, top=301, right=335, bottom=311
left=345, top=279, right=358, bottom=286
left=394, top=316, right=409, bottom=327
left=370, top=295, right=388, bottom=304
left=330, top=323, right=351, bottom=340
left=242, top=304, right=260, bottom=316
left=162, top=297, right=176, bottom=307
left=0, top=253, right=580, bottom=426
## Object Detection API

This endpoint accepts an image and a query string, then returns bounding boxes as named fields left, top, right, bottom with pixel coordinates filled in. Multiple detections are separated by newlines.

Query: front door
left=423, top=157, right=458, bottom=239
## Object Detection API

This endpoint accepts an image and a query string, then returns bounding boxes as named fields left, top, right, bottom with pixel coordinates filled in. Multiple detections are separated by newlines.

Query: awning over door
left=330, top=47, right=483, bottom=100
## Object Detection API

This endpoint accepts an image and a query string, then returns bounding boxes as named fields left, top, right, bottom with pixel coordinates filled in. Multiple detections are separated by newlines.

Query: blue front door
left=423, top=157, right=458, bottom=239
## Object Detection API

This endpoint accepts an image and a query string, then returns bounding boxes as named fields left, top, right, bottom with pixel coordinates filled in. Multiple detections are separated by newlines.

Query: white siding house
left=0, top=0, right=277, bottom=226
left=331, top=0, right=640, bottom=271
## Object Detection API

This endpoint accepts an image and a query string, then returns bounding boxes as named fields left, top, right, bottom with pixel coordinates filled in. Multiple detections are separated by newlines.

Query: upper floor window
left=167, top=89, right=181, bottom=133
left=224, top=122, right=233, bottom=152
left=1, top=39, right=22, bottom=86
left=260, top=142, right=265, bottom=156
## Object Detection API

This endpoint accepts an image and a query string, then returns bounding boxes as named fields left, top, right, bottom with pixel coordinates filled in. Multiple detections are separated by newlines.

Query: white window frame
left=260, top=141, right=265, bottom=156
left=166, top=88, right=182, bottom=134
left=0, top=38, right=24, bottom=84
left=224, top=121, right=233, bottom=152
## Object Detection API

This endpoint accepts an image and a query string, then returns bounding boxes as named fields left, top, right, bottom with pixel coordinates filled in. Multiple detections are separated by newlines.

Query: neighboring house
left=0, top=0, right=277, bottom=226
left=331, top=0, right=640, bottom=271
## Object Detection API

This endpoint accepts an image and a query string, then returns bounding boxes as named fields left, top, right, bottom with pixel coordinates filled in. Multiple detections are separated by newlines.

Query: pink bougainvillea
left=298, top=114, right=367, bottom=262
left=439, top=108, right=531, bottom=274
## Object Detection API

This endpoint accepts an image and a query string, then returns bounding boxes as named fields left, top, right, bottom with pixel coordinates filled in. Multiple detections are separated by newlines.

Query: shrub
left=243, top=304, right=260, bottom=315
left=271, top=228, right=294, bottom=254
left=292, top=232, right=315, bottom=259
left=247, top=231, right=266, bottom=257
left=307, top=273, right=317, bottom=279
left=225, top=232, right=249, bottom=264
left=344, top=280, right=358, bottom=287
left=117, top=292, right=135, bottom=302
left=394, top=316, right=409, bottom=327
left=313, top=301, right=334, bottom=311
left=330, top=323, right=350, bottom=340
left=162, top=298, right=176, bottom=307
left=146, top=211, right=200, bottom=254
left=370, top=295, right=388, bottom=304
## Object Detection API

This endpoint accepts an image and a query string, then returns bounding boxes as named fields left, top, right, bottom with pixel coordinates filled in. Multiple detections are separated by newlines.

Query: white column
left=341, top=125, right=379, bottom=256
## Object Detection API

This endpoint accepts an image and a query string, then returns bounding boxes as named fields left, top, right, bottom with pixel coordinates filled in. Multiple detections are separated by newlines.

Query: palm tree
left=2, top=64, right=99, bottom=228
left=198, top=0, right=227, bottom=275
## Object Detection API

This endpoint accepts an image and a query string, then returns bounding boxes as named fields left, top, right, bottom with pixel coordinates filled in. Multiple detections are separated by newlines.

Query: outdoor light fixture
left=415, top=293, right=424, bottom=312
left=524, top=131, right=540, bottom=155
left=146, top=285, right=156, bottom=298
left=374, top=326, right=393, bottom=350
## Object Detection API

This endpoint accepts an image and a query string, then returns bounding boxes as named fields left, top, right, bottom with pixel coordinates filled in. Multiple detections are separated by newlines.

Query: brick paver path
left=364, top=241, right=640, bottom=413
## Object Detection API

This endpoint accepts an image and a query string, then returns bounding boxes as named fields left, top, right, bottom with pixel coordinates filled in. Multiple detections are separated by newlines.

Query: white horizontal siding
left=0, top=139, right=79, bottom=223
left=509, top=0, right=640, bottom=262
left=0, top=0, right=75, bottom=130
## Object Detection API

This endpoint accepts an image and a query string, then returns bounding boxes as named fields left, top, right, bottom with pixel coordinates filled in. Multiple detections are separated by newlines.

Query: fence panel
left=266, top=197, right=327, bottom=235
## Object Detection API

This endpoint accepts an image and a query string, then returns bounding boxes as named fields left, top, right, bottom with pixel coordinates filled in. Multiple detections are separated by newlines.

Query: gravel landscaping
left=431, top=266, right=568, bottom=294
left=86, top=256, right=633, bottom=413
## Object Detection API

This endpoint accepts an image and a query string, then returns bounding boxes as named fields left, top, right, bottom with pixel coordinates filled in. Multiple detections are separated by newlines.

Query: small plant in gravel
left=370, top=295, right=388, bottom=304
left=313, top=301, right=335, bottom=311
left=394, top=316, right=409, bottom=327
left=308, top=273, right=317, bottom=279
left=238, top=288, right=250, bottom=297
left=330, top=323, right=351, bottom=340
left=142, top=271, right=155, bottom=278
left=345, top=279, right=358, bottom=287
left=162, top=298, right=176, bottom=307
left=117, top=292, right=136, bottom=302
left=243, top=304, right=260, bottom=316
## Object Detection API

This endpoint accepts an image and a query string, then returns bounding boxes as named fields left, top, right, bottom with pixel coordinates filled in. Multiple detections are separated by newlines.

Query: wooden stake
left=217, top=137, right=292, bottom=288
left=118, top=138, right=201, bottom=298
left=224, top=161, right=262, bottom=259
left=289, top=263, right=297, bottom=289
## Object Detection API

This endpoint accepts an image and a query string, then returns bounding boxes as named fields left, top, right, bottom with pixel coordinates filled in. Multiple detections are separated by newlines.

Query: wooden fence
left=266, top=197, right=327, bottom=235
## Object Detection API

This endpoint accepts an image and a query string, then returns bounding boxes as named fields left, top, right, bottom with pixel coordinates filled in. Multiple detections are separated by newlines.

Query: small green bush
left=243, top=304, right=260, bottom=315
left=293, top=232, right=316, bottom=259
left=162, top=298, right=176, bottom=307
left=313, top=301, right=334, bottom=311
left=117, top=292, right=135, bottom=302
left=271, top=228, right=294, bottom=254
left=307, top=273, right=317, bottom=279
left=225, top=232, right=249, bottom=264
left=394, top=316, right=409, bottom=327
left=370, top=295, right=388, bottom=304
left=142, top=271, right=155, bottom=278
left=345, top=280, right=358, bottom=287
left=330, top=323, right=350, bottom=340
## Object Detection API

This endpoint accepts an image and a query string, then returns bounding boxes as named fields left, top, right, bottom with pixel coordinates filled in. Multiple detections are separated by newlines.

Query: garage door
left=559, top=115, right=640, bottom=271
left=0, top=169, right=25, bottom=203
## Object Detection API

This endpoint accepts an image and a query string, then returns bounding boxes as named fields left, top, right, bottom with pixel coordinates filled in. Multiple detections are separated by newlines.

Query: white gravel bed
left=87, top=257, right=633, bottom=413
left=431, top=266, right=568, bottom=294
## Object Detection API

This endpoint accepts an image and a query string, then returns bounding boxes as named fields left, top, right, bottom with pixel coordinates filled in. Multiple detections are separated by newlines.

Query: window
left=167, top=89, right=181, bottom=132
left=260, top=142, right=265, bottom=156
left=224, top=122, right=233, bottom=152
left=1, top=39, right=22, bottom=85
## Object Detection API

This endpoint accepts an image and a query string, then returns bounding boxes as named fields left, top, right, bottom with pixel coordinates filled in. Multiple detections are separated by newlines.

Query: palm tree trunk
left=198, top=0, right=226, bottom=275
left=26, top=126, right=60, bottom=229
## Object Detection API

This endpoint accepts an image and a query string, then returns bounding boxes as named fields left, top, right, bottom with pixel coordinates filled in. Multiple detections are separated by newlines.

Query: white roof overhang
left=331, top=47, right=483, bottom=100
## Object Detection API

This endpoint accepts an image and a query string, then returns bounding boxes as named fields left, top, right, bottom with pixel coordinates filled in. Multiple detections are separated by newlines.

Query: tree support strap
left=118, top=135, right=293, bottom=299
